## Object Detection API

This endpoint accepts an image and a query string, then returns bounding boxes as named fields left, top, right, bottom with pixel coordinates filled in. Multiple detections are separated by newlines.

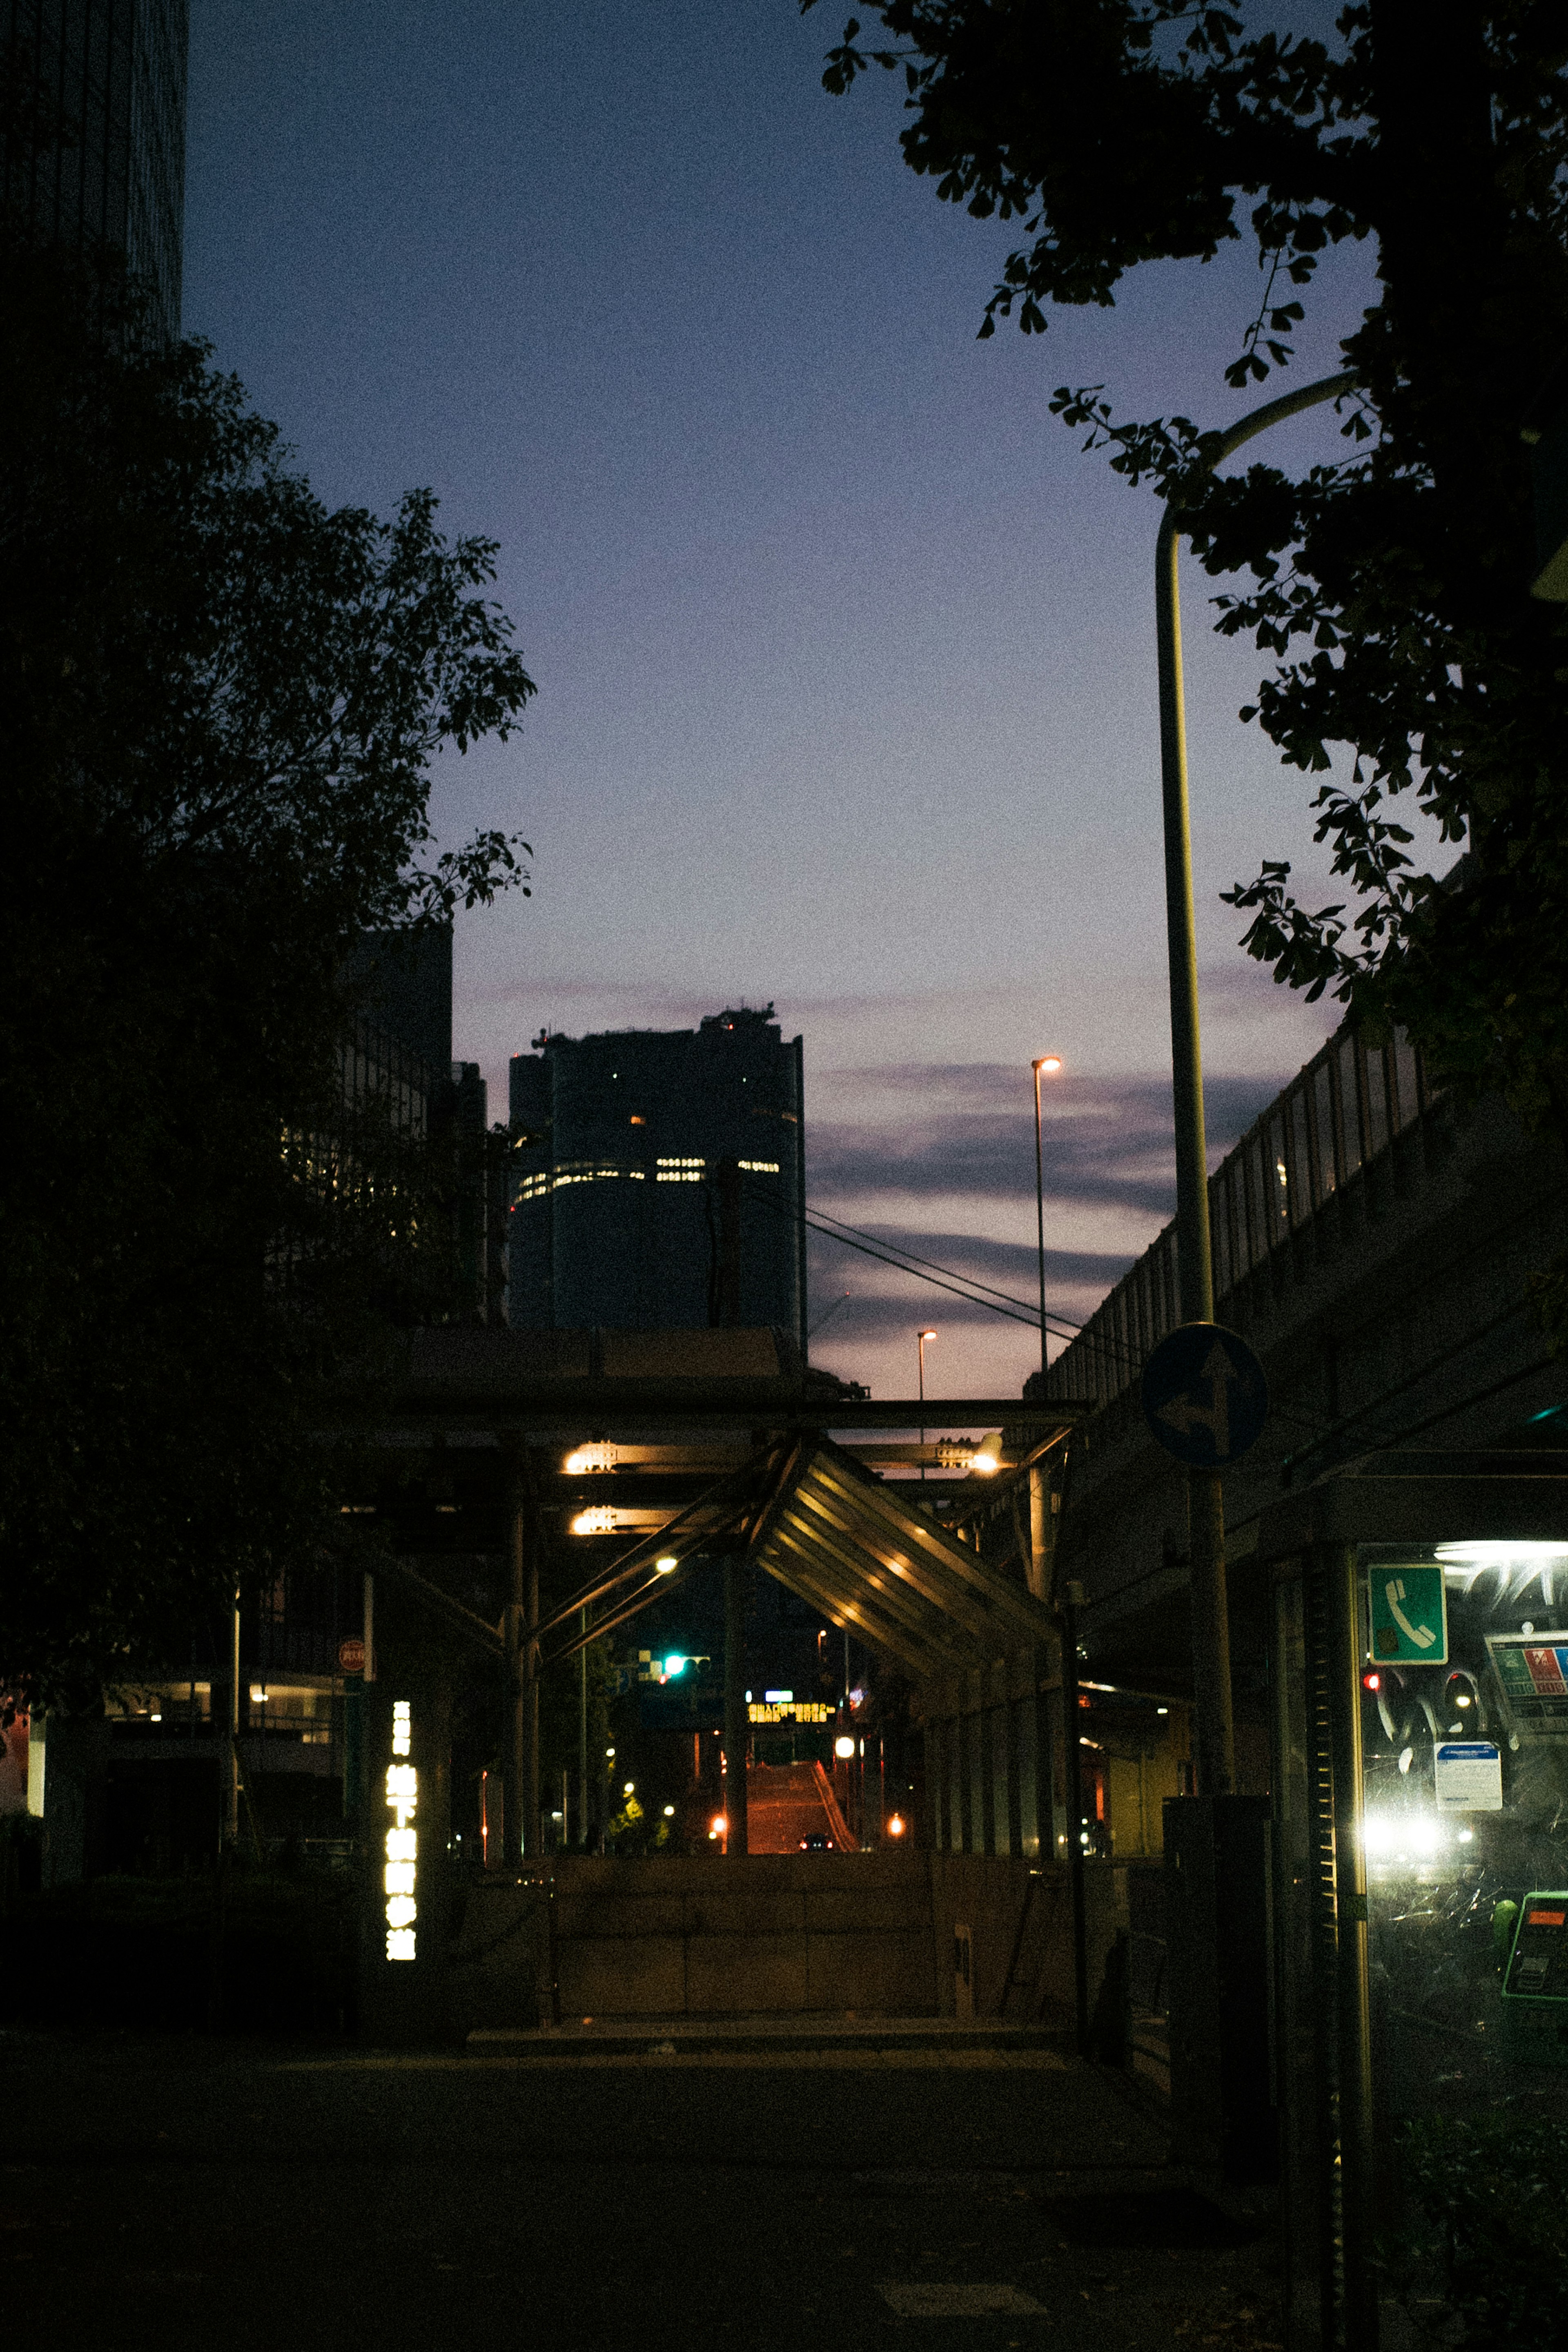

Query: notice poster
left=1434, top=1740, right=1503, bottom=1812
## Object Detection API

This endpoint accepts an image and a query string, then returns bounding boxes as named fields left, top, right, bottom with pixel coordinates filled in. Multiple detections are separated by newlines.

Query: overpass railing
left=1045, top=1022, right=1432, bottom=1408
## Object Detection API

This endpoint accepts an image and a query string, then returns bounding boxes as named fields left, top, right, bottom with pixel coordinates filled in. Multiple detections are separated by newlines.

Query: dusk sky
left=185, top=1, right=1390, bottom=1402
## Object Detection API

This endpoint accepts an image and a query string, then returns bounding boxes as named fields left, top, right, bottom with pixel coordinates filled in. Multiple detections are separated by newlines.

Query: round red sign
left=337, top=1637, right=366, bottom=1675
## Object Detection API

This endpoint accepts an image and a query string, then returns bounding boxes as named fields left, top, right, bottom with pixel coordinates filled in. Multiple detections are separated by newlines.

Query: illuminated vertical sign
left=384, top=1698, right=417, bottom=1960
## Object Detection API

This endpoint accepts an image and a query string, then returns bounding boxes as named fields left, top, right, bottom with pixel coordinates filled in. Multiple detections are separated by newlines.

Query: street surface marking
left=878, top=2283, right=1046, bottom=2315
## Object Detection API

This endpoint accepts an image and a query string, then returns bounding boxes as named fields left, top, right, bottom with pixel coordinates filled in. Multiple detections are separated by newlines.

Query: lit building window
left=518, top=1161, right=649, bottom=1202
left=656, top=1156, right=706, bottom=1183
left=737, top=1160, right=780, bottom=1174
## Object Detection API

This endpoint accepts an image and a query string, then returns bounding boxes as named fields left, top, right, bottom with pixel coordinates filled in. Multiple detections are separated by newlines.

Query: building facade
left=350, top=925, right=508, bottom=1327
left=1, top=0, right=189, bottom=339
left=508, top=1005, right=806, bottom=1347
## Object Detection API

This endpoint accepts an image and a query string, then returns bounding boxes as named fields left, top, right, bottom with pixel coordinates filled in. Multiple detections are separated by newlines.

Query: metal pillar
left=1188, top=1471, right=1235, bottom=1795
left=1026, top=1463, right=1050, bottom=1603
left=792, top=1030, right=808, bottom=1365
left=504, top=1480, right=524, bottom=1867
left=523, top=1535, right=540, bottom=1859
left=579, top=1605, right=589, bottom=1852
left=1325, top=1542, right=1377, bottom=2348
left=225, top=1583, right=241, bottom=1847
left=1061, top=1576, right=1090, bottom=2053
left=723, top=1554, right=749, bottom=1856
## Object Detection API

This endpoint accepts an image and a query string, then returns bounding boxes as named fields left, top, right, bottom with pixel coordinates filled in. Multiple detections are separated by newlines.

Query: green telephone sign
left=1368, top=1565, right=1448, bottom=1665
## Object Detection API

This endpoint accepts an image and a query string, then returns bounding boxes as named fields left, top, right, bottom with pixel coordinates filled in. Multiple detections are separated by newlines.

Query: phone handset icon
left=1385, top=1576, right=1437, bottom=1650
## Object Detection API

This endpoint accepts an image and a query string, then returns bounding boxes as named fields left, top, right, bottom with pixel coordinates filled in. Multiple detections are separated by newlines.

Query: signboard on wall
left=1368, top=1566, right=1448, bottom=1664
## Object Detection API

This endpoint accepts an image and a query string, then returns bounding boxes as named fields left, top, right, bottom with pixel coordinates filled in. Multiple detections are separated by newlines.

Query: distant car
left=799, top=1831, right=834, bottom=1851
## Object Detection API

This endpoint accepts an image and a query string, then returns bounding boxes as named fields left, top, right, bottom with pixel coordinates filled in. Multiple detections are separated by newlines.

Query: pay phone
left=1499, top=1891, right=1568, bottom=2067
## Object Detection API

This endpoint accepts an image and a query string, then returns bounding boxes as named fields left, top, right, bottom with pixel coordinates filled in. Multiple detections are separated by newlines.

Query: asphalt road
left=746, top=1759, right=842, bottom=1851
left=1, top=2031, right=1282, bottom=2352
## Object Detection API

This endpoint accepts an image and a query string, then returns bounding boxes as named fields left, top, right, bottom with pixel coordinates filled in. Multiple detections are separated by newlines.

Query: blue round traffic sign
left=1140, top=1322, right=1269, bottom=1469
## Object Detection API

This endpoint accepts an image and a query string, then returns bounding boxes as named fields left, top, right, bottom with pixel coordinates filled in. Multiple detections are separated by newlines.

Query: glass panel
left=1015, top=1696, right=1040, bottom=1861
left=1225, top=1169, right=1241, bottom=1291
left=1313, top=1060, right=1338, bottom=1198
left=1338, top=1034, right=1364, bottom=1177
left=1363, top=1045, right=1390, bottom=1158
left=1107, top=1298, right=1127, bottom=1396
left=1212, top=1170, right=1232, bottom=1298
left=1244, top=1137, right=1267, bottom=1267
left=1290, top=1092, right=1312, bottom=1226
left=1269, top=1114, right=1291, bottom=1241
left=1358, top=1538, right=1568, bottom=2311
left=1088, top=1308, right=1110, bottom=1402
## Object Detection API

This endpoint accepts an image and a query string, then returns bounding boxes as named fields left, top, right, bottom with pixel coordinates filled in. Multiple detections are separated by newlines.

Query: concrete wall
left=445, top=1852, right=1101, bottom=2026
left=927, top=1853, right=1127, bottom=2024
left=546, top=1852, right=938, bottom=2016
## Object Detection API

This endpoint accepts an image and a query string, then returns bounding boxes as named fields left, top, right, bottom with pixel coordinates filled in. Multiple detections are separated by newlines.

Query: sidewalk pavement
left=1, top=2020, right=1283, bottom=2352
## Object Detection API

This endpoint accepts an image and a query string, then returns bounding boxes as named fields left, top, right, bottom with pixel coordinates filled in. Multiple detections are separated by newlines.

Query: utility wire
left=742, top=1175, right=1083, bottom=1339
left=739, top=1168, right=1332, bottom=1439
left=803, top=1199, right=1089, bottom=1327
left=802, top=1212, right=1056, bottom=1332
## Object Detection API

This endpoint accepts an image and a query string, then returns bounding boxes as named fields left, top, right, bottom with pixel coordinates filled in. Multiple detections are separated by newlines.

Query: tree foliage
left=808, top=2, right=1568, bottom=1135
left=0, top=245, right=535, bottom=1705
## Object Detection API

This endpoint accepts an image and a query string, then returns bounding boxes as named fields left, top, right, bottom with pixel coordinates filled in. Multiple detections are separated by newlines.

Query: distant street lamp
left=917, top=1327, right=936, bottom=1480
left=1030, top=1057, right=1062, bottom=1387
left=1156, top=365, right=1355, bottom=1797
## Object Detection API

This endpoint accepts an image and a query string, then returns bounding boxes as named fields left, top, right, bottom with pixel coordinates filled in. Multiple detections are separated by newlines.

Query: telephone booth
left=1257, top=1448, right=1568, bottom=2351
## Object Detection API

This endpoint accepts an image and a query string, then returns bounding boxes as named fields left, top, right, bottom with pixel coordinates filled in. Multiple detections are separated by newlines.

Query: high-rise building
left=350, top=925, right=507, bottom=1326
left=1, top=0, right=190, bottom=340
left=508, top=1006, right=806, bottom=1346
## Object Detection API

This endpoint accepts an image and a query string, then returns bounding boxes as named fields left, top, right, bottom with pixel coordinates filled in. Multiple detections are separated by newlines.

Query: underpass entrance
left=339, top=1327, right=1078, bottom=2042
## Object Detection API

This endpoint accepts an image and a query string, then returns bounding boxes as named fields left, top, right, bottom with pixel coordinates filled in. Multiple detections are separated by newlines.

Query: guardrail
left=1045, top=1021, right=1431, bottom=1407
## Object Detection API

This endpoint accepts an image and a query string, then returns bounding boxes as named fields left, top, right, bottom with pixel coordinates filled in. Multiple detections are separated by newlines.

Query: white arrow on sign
left=1156, top=1341, right=1238, bottom=1459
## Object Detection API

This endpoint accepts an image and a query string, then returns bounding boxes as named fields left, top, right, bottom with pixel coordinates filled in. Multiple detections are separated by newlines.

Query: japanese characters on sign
left=384, top=1699, right=417, bottom=1962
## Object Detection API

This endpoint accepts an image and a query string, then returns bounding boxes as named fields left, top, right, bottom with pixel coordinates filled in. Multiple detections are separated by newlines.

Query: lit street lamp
left=1030, top=1056, right=1062, bottom=1387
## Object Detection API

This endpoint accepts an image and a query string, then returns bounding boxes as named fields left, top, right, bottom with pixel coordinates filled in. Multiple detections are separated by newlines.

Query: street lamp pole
left=917, top=1328, right=936, bottom=1481
left=1030, top=1056, right=1062, bottom=1387
left=1157, top=367, right=1356, bottom=1797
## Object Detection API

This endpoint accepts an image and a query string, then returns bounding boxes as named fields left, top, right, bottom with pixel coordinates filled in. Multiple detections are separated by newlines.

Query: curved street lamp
left=1157, top=367, right=1357, bottom=1797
